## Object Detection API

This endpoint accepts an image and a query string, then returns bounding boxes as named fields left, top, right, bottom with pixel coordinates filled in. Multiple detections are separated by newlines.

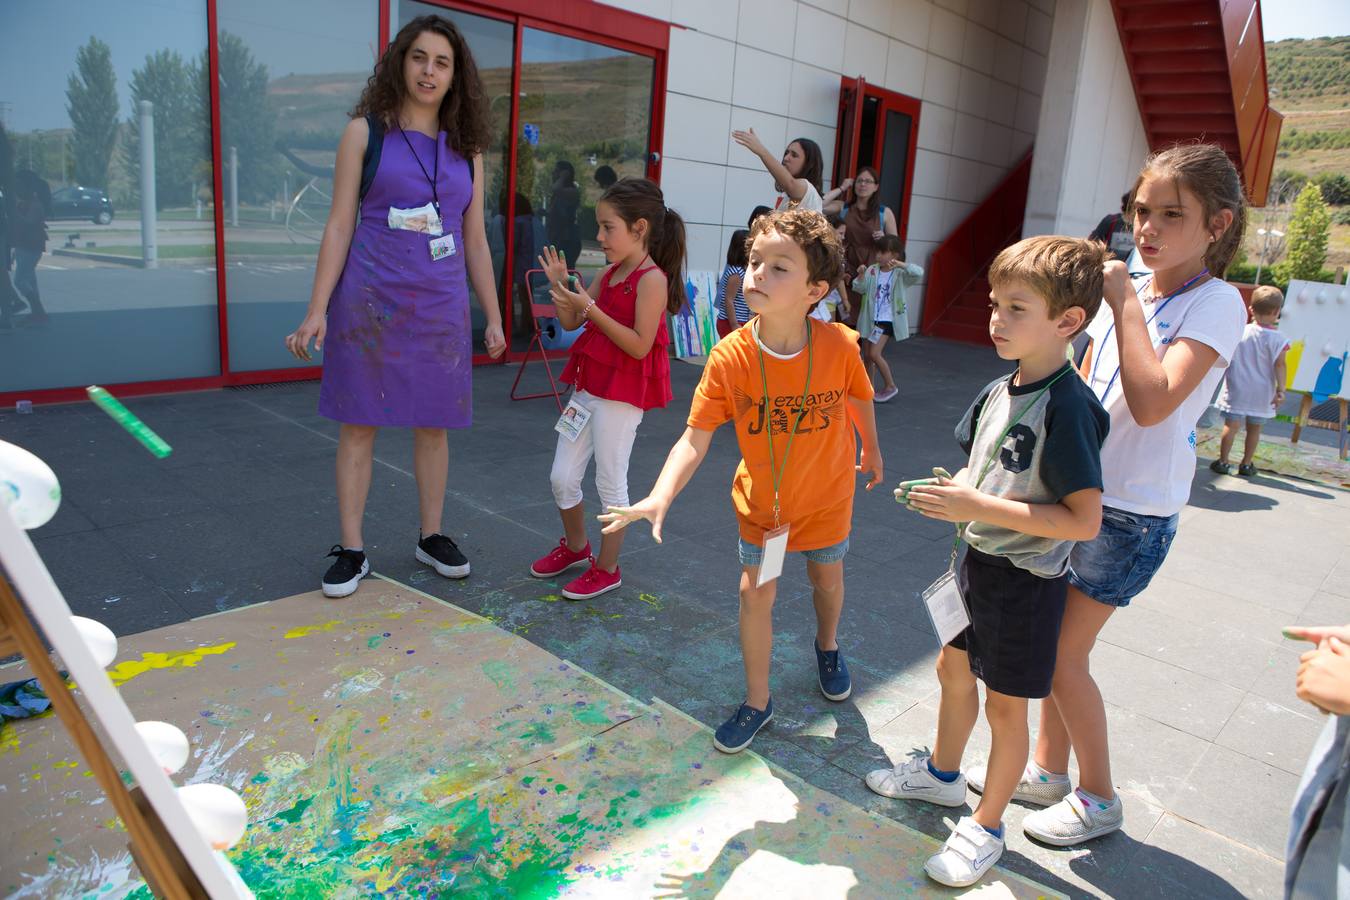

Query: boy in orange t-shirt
left=600, top=209, right=882, bottom=753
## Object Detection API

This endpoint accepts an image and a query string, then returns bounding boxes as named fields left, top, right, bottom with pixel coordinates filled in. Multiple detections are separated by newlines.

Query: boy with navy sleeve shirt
left=867, top=236, right=1110, bottom=888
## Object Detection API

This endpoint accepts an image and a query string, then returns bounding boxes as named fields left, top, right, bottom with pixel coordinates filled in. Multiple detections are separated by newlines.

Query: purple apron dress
left=319, top=129, right=474, bottom=428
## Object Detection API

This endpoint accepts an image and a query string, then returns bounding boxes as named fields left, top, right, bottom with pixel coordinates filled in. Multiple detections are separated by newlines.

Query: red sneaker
left=530, top=538, right=592, bottom=578
left=561, top=564, right=622, bottom=600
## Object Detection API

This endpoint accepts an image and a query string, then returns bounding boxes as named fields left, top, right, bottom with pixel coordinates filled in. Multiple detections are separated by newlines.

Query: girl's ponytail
left=652, top=205, right=687, bottom=314
left=598, top=178, right=688, bottom=314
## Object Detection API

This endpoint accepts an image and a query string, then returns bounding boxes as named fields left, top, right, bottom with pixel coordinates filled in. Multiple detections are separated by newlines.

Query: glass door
left=833, top=79, right=922, bottom=244
left=511, top=28, right=655, bottom=352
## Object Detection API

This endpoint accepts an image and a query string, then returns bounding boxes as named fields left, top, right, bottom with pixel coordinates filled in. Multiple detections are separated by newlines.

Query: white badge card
left=920, top=570, right=971, bottom=647
left=429, top=233, right=456, bottom=261
left=388, top=202, right=443, bottom=235
left=755, top=524, right=790, bottom=587
left=869, top=326, right=884, bottom=343
left=553, top=397, right=592, bottom=442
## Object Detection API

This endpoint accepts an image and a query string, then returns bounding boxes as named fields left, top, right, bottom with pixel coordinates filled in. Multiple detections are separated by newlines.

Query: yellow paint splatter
left=283, top=619, right=344, bottom=639
left=638, top=592, right=663, bottom=611
left=0, top=723, right=20, bottom=756
left=107, top=643, right=237, bottom=687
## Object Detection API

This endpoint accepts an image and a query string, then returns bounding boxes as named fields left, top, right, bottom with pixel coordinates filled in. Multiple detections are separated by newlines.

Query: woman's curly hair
left=352, top=15, right=492, bottom=158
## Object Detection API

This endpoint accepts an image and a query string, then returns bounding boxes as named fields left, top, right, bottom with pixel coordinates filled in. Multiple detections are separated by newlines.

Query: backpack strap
left=358, top=113, right=384, bottom=207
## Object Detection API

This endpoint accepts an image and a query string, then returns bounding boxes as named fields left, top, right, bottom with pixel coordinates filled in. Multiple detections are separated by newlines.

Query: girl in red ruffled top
left=530, top=177, right=685, bottom=600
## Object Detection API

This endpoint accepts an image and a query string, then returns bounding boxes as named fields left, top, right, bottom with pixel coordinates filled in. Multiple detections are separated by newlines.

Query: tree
left=123, top=49, right=210, bottom=208
left=65, top=37, right=119, bottom=189
left=1279, top=182, right=1331, bottom=283
left=214, top=31, right=278, bottom=203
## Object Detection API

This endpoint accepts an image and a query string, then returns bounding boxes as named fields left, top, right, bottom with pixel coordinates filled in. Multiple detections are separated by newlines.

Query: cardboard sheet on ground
left=0, top=577, right=1057, bottom=898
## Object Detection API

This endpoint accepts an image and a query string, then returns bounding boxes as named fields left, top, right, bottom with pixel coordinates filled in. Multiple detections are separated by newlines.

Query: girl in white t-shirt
left=731, top=128, right=824, bottom=214
left=1001, top=144, right=1249, bottom=848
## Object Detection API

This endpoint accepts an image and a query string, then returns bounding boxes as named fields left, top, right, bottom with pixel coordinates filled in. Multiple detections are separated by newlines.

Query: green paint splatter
left=366, top=634, right=385, bottom=649
left=519, top=721, right=557, bottom=744
left=637, top=592, right=663, bottom=611
left=573, top=704, right=612, bottom=727
left=481, top=660, right=515, bottom=692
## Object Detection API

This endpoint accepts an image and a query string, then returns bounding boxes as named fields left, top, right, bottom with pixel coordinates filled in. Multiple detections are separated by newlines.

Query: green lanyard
left=948, top=365, right=1071, bottom=566
left=755, top=318, right=814, bottom=529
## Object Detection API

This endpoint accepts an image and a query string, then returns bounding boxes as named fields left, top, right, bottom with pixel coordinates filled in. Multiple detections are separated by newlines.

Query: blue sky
left=1263, top=0, right=1350, bottom=42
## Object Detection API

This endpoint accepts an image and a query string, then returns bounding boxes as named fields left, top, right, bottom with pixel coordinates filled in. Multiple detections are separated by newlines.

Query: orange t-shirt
left=688, top=319, right=873, bottom=550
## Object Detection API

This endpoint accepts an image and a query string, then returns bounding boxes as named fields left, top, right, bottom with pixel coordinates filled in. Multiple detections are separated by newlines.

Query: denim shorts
left=1223, top=412, right=1271, bottom=426
left=1067, top=506, right=1179, bottom=607
left=738, top=536, right=849, bottom=567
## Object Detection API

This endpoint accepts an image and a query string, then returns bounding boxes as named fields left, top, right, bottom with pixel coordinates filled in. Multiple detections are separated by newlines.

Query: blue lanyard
left=1091, top=269, right=1209, bottom=403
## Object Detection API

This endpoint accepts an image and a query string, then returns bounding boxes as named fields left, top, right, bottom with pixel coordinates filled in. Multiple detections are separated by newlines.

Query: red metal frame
left=2, top=0, right=669, bottom=406
left=509, top=267, right=578, bottom=411
left=831, top=77, right=922, bottom=245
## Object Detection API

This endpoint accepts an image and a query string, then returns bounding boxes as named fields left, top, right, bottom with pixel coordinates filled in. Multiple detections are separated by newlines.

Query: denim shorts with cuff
left=1067, top=506, right=1178, bottom=607
left=738, top=536, right=849, bottom=567
left=1223, top=412, right=1271, bottom=426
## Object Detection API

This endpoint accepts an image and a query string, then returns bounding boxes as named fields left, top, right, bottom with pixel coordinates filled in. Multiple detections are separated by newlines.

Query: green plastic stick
left=86, top=386, right=172, bottom=458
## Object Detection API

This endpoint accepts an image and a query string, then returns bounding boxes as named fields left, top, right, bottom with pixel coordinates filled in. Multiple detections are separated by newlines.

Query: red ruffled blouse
left=561, top=262, right=673, bottom=411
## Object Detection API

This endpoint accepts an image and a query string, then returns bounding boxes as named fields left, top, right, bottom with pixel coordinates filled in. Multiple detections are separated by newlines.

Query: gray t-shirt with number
left=956, top=363, right=1110, bottom=577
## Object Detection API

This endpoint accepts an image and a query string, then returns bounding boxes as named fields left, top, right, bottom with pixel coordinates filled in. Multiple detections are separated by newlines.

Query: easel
left=1286, top=391, right=1349, bottom=460
left=0, top=572, right=205, bottom=898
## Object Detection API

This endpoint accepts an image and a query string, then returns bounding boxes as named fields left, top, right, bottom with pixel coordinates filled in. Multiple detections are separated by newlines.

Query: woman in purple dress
left=285, top=15, right=506, bottom=598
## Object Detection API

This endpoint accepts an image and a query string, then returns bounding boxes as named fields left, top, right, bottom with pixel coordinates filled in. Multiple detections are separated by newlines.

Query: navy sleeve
left=955, top=377, right=1004, bottom=456
left=1040, top=377, right=1110, bottom=501
left=1089, top=214, right=1114, bottom=244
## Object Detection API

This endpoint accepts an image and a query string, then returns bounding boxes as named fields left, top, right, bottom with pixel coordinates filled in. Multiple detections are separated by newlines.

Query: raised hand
left=538, top=244, right=569, bottom=286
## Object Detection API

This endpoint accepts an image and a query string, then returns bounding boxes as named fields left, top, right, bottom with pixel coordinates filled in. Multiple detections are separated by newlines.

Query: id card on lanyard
left=753, top=320, right=813, bottom=587
left=399, top=128, right=456, bottom=262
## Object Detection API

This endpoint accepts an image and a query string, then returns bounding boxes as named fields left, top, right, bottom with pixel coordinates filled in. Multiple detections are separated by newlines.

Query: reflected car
left=50, top=186, right=115, bottom=225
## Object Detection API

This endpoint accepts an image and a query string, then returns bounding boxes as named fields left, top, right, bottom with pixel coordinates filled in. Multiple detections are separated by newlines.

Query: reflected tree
left=65, top=37, right=118, bottom=189
left=123, top=50, right=210, bottom=208
left=215, top=31, right=278, bottom=203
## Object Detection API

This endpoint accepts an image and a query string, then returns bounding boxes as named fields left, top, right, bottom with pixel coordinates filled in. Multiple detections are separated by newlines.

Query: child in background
left=716, top=229, right=750, bottom=339
left=811, top=216, right=850, bottom=324
left=852, top=235, right=923, bottom=403
left=529, top=178, right=684, bottom=600
left=1211, top=285, right=1288, bottom=476
left=1282, top=623, right=1350, bottom=899
left=600, top=209, right=882, bottom=754
left=876, top=236, right=1109, bottom=887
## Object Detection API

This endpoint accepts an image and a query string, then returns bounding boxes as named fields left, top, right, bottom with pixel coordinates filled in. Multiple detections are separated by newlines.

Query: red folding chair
left=509, top=267, right=579, bottom=412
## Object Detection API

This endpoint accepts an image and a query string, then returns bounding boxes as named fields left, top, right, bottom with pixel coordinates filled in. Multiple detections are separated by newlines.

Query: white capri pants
left=550, top=390, right=644, bottom=511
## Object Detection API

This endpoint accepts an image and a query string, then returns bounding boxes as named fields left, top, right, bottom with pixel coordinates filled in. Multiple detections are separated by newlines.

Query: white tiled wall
left=600, top=0, right=1058, bottom=331
left=1023, top=0, right=1147, bottom=239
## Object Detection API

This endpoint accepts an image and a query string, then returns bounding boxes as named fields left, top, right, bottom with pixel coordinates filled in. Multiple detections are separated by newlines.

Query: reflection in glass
left=0, top=0, right=218, bottom=392
left=517, top=29, right=653, bottom=348
left=218, top=0, right=373, bottom=373
left=398, top=1, right=513, bottom=353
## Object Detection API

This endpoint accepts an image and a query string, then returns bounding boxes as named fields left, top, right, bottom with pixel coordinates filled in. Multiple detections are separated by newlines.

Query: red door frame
left=833, top=77, right=922, bottom=246
left=2, top=0, right=668, bottom=406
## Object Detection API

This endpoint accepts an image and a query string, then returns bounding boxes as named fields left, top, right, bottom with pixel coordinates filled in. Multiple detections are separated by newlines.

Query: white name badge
left=429, top=233, right=456, bottom=261
left=755, top=523, right=790, bottom=587
left=869, top=326, right=884, bottom=343
left=920, top=570, right=971, bottom=647
left=388, top=202, right=443, bottom=236
left=553, top=397, right=592, bottom=442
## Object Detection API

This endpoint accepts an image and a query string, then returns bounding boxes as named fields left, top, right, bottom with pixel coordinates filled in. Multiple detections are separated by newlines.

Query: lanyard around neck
left=1091, top=268, right=1209, bottom=403
left=755, top=318, right=814, bottom=529
left=398, top=128, right=440, bottom=213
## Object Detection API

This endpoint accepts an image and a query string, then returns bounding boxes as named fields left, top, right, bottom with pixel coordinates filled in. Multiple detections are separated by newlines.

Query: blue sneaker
left=815, top=640, right=851, bottom=700
left=713, top=698, right=773, bottom=753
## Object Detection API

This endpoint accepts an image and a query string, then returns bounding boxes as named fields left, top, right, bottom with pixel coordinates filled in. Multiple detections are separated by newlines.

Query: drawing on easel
left=1281, top=280, right=1350, bottom=402
left=0, top=439, right=254, bottom=898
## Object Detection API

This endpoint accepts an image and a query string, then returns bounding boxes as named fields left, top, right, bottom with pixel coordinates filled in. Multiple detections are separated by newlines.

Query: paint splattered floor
left=0, top=577, right=1056, bottom=898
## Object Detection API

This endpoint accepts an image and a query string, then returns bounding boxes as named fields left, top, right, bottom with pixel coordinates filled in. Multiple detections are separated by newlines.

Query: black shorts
left=950, top=546, right=1068, bottom=698
left=872, top=321, right=896, bottom=338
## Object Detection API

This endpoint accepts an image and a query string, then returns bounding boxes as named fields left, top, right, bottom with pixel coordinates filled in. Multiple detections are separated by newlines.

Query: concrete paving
left=3, top=335, right=1344, bottom=898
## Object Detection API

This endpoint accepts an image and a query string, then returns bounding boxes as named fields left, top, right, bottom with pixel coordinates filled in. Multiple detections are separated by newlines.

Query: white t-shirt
left=1085, top=276, right=1246, bottom=517
left=775, top=180, right=823, bottom=214
left=873, top=271, right=895, bottom=323
left=810, top=287, right=840, bottom=322
left=1217, top=323, right=1289, bottom=417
